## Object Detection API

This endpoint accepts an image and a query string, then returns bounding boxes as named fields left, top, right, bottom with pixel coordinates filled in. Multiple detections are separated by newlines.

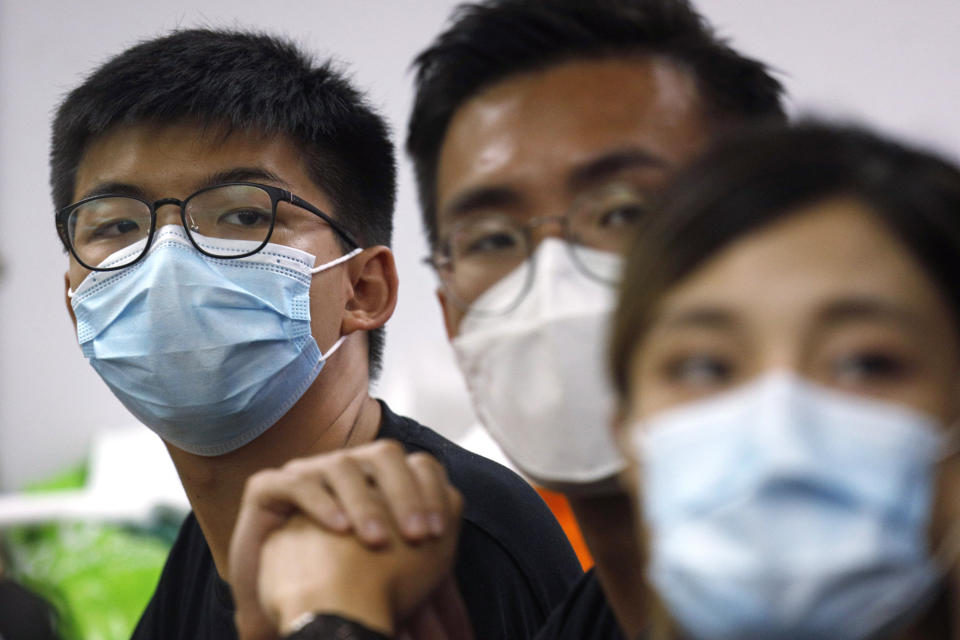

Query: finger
left=359, top=441, right=432, bottom=541
left=430, top=575, right=474, bottom=640
left=229, top=465, right=355, bottom=640
left=407, top=453, right=452, bottom=536
left=244, top=466, right=351, bottom=534
left=230, top=471, right=297, bottom=640
left=446, top=484, right=464, bottom=524
left=320, top=454, right=394, bottom=546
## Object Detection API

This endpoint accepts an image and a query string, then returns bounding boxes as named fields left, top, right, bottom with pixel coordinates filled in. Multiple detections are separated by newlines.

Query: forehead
left=435, top=55, right=711, bottom=212
left=72, top=121, right=314, bottom=202
left=655, top=198, right=950, bottom=325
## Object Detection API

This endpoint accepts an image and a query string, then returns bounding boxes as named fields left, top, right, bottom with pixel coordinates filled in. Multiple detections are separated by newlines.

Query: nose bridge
left=755, top=376, right=811, bottom=473
left=154, top=198, right=185, bottom=228
left=528, top=215, right=567, bottom=250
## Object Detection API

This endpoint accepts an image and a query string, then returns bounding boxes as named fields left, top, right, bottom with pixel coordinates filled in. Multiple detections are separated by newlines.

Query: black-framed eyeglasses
left=424, top=182, right=645, bottom=315
left=55, top=182, right=361, bottom=272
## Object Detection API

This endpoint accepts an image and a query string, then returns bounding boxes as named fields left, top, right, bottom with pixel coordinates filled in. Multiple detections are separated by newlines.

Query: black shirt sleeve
left=0, top=578, right=62, bottom=640
left=533, top=569, right=628, bottom=640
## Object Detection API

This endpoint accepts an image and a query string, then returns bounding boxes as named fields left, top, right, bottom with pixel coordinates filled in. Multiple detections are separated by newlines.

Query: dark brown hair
left=609, top=121, right=960, bottom=406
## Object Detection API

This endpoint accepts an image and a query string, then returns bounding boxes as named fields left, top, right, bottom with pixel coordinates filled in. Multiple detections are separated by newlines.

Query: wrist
left=274, top=582, right=394, bottom=636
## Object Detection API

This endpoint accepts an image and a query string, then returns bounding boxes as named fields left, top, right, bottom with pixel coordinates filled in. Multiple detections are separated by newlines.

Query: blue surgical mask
left=630, top=372, right=951, bottom=640
left=69, top=226, right=360, bottom=456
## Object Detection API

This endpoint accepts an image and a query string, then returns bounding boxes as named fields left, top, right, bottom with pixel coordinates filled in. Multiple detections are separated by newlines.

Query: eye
left=87, top=218, right=142, bottom=240
left=465, top=231, right=518, bottom=253
left=597, top=202, right=647, bottom=229
left=452, top=226, right=526, bottom=261
left=570, top=187, right=650, bottom=252
left=832, top=350, right=912, bottom=386
left=217, top=208, right=273, bottom=228
left=664, top=354, right=735, bottom=389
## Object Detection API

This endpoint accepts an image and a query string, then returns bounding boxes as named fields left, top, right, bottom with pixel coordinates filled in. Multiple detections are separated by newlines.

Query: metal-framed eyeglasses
left=425, top=182, right=647, bottom=316
left=56, top=182, right=361, bottom=272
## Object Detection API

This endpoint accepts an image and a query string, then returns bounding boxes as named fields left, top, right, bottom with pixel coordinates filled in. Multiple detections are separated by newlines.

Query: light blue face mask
left=69, top=226, right=361, bottom=456
left=631, top=372, right=954, bottom=640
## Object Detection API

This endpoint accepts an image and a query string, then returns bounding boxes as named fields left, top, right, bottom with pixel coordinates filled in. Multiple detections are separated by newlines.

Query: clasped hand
left=228, top=440, right=473, bottom=640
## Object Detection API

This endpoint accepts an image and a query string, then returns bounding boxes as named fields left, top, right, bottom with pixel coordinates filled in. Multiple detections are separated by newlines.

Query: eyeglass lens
left=438, top=183, right=646, bottom=314
left=67, top=184, right=275, bottom=269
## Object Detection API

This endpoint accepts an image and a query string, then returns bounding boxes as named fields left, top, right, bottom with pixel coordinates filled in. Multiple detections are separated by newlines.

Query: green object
left=3, top=465, right=178, bottom=640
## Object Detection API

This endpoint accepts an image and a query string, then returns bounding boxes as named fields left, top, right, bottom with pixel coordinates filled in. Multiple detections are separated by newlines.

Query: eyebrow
left=203, top=167, right=289, bottom=190
left=439, top=147, right=667, bottom=224
left=651, top=306, right=741, bottom=332
left=440, top=186, right=523, bottom=222
left=77, top=167, right=290, bottom=202
left=649, top=296, right=924, bottom=337
left=566, top=147, right=668, bottom=192
left=815, top=297, right=924, bottom=332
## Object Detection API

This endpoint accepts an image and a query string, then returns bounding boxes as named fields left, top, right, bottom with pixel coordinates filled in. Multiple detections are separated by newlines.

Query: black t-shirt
left=131, top=401, right=583, bottom=639
left=0, top=578, right=61, bottom=640
left=533, top=568, right=628, bottom=640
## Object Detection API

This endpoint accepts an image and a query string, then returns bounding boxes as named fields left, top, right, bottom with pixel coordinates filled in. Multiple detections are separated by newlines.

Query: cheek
left=308, top=272, right=348, bottom=341
left=629, top=359, right=675, bottom=419
left=67, top=261, right=91, bottom=291
left=437, top=289, right=465, bottom=340
left=445, top=305, right=465, bottom=337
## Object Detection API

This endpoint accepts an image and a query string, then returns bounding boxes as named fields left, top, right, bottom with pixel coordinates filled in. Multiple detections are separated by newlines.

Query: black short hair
left=406, top=0, right=786, bottom=250
left=610, top=120, right=960, bottom=402
left=50, top=29, right=395, bottom=378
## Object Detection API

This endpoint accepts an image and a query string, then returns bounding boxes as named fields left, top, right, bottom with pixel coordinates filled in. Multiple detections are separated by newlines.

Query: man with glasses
left=244, top=1, right=788, bottom=637
left=403, top=0, right=786, bottom=637
left=51, top=29, right=581, bottom=639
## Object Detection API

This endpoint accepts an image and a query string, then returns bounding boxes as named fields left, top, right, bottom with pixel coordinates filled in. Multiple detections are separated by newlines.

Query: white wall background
left=1, top=0, right=959, bottom=491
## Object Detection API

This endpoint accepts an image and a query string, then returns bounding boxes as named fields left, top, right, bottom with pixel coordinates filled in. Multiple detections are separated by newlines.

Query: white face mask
left=630, top=372, right=951, bottom=640
left=452, top=238, right=626, bottom=492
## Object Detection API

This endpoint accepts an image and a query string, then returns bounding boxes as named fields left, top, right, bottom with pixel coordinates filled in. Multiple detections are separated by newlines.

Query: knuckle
left=243, top=469, right=276, bottom=496
left=282, top=458, right=312, bottom=478
left=408, top=451, right=442, bottom=472
left=448, top=486, right=465, bottom=511
left=326, top=454, right=359, bottom=478
left=371, top=438, right=404, bottom=458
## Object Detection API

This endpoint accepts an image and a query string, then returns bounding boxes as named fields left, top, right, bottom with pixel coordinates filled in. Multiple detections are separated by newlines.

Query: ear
left=435, top=288, right=456, bottom=341
left=63, top=272, right=77, bottom=329
left=340, top=246, right=398, bottom=335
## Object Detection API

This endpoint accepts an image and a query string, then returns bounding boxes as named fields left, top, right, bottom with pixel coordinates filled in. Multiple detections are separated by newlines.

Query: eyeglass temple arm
left=286, top=192, right=363, bottom=249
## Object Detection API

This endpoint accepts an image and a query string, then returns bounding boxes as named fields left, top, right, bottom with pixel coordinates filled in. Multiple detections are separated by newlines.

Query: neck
left=164, top=342, right=382, bottom=578
left=568, top=491, right=648, bottom=638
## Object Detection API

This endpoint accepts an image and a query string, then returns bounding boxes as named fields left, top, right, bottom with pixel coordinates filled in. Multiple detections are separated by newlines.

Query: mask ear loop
left=311, top=247, right=363, bottom=358
left=310, top=247, right=362, bottom=274
left=322, top=334, right=348, bottom=360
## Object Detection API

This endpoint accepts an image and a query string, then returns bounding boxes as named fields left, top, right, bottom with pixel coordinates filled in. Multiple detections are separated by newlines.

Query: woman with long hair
left=609, top=122, right=960, bottom=639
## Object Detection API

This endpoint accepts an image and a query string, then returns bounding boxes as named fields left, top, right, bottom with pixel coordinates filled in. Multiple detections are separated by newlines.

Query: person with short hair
left=406, top=0, right=784, bottom=636
left=50, top=28, right=582, bottom=640
left=244, top=2, right=789, bottom=636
